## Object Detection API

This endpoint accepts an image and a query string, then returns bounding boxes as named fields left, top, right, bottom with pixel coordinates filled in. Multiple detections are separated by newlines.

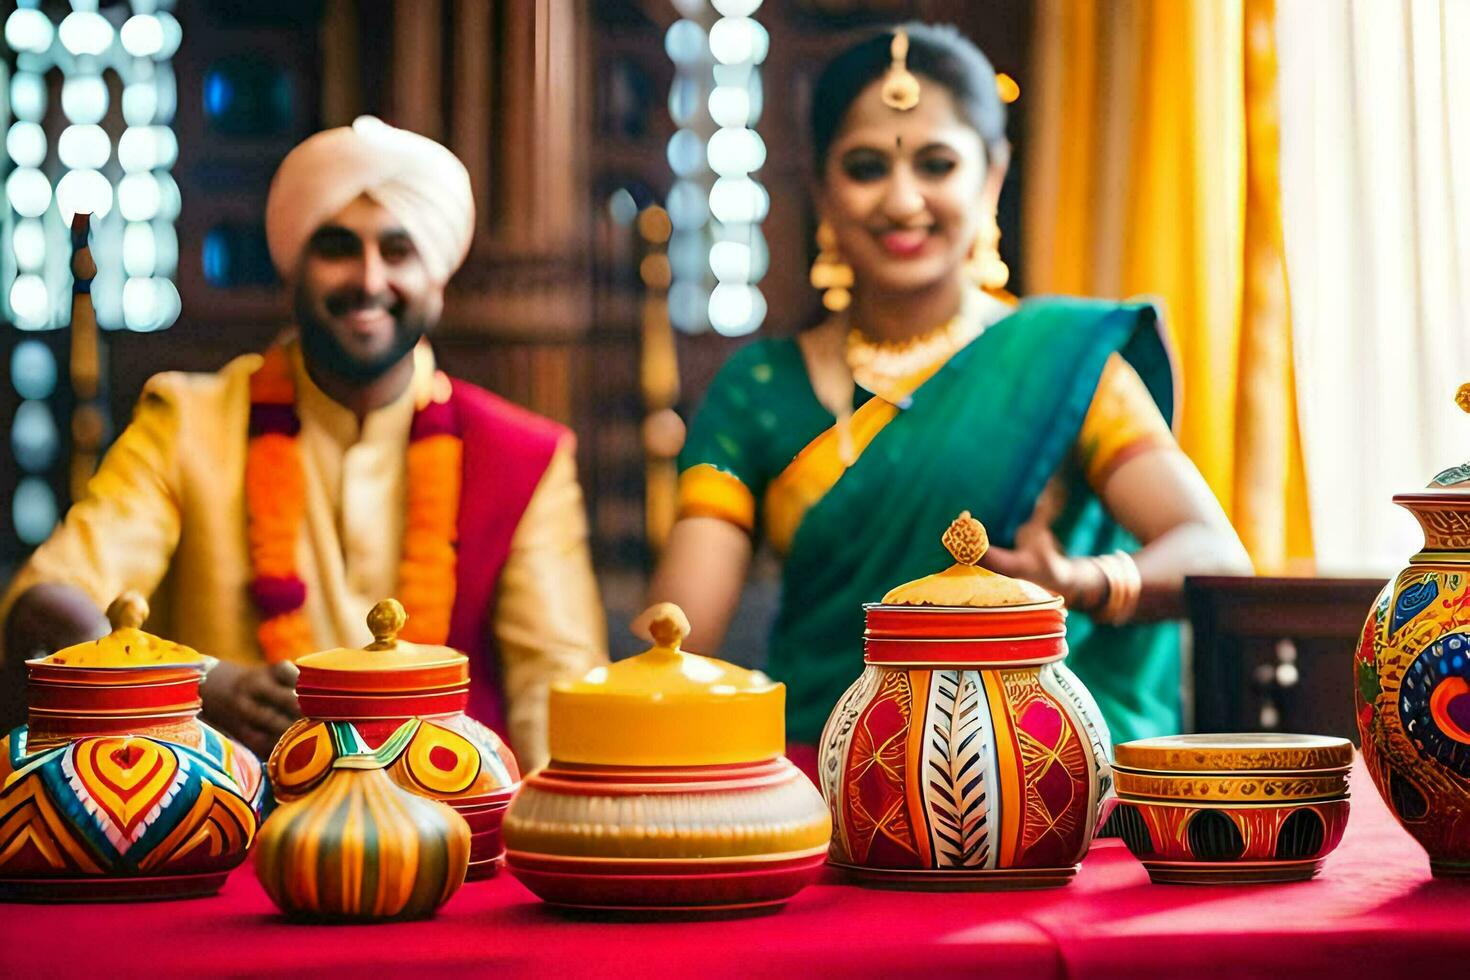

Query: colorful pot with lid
left=1356, top=383, right=1470, bottom=877
left=819, top=513, right=1113, bottom=889
left=0, top=593, right=265, bottom=901
left=266, top=599, right=518, bottom=881
left=1110, top=733, right=1352, bottom=884
left=502, top=603, right=831, bottom=913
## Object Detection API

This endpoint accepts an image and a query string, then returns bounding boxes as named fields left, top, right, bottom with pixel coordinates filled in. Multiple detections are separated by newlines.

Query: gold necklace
left=815, top=288, right=1004, bottom=466
left=844, top=293, right=988, bottom=404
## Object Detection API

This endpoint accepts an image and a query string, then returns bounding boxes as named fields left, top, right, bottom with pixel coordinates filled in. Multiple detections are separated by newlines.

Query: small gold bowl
left=1110, top=734, right=1352, bottom=885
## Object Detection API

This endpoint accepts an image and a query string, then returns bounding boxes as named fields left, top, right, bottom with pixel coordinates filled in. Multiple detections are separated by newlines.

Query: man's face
left=293, top=194, right=444, bottom=383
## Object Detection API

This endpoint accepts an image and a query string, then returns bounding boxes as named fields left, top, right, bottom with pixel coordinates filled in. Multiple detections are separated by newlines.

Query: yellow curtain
left=1024, top=0, right=1313, bottom=573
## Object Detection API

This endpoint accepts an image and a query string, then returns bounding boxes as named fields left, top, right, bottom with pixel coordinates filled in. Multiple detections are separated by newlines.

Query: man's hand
left=200, top=660, right=301, bottom=760
left=4, top=583, right=109, bottom=663
left=2, top=583, right=111, bottom=732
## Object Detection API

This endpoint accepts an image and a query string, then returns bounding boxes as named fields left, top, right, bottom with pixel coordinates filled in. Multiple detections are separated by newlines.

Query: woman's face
left=820, top=78, right=1002, bottom=299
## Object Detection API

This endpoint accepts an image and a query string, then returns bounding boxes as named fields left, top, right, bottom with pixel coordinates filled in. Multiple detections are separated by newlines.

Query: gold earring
left=810, top=220, right=854, bottom=312
left=966, top=215, right=1010, bottom=293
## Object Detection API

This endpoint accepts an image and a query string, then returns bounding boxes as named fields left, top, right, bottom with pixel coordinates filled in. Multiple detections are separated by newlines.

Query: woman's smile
left=877, top=226, right=934, bottom=258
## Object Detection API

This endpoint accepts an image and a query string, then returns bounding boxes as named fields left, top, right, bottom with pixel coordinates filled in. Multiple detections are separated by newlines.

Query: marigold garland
left=245, top=344, right=461, bottom=662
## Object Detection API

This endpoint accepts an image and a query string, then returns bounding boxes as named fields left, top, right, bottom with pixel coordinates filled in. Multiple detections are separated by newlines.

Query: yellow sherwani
left=0, top=342, right=606, bottom=769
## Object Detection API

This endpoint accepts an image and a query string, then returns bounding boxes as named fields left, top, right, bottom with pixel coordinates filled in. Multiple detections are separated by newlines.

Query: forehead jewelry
left=881, top=29, right=921, bottom=111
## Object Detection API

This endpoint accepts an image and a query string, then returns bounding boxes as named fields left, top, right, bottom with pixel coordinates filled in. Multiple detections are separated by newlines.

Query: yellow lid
left=41, top=593, right=204, bottom=667
left=882, top=512, right=1054, bottom=607
left=548, top=603, right=784, bottom=766
left=295, top=599, right=465, bottom=671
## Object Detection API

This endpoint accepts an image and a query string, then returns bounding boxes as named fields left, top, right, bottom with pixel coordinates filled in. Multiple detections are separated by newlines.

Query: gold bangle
left=1085, top=554, right=1112, bottom=614
left=1092, top=554, right=1119, bottom=619
left=1094, top=551, right=1141, bottom=625
left=1099, top=555, right=1140, bottom=625
left=1089, top=553, right=1126, bottom=624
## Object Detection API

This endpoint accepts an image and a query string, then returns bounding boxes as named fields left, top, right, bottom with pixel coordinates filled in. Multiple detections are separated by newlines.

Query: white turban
left=265, top=116, right=474, bottom=284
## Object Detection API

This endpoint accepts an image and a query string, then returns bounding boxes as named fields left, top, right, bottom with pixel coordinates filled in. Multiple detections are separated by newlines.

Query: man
left=0, top=118, right=606, bottom=769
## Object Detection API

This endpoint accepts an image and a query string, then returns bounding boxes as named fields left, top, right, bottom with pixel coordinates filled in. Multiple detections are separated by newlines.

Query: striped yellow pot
left=254, top=763, right=470, bottom=921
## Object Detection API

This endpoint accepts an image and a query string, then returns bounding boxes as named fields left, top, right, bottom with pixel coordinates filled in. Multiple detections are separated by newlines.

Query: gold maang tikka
left=881, top=29, right=921, bottom=111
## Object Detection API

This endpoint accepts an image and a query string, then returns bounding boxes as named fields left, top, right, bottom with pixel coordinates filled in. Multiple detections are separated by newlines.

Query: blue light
left=203, top=71, right=233, bottom=119
left=202, top=228, right=230, bottom=286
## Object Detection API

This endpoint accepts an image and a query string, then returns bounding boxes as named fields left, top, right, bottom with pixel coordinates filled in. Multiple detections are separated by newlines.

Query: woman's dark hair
left=810, top=22, right=1009, bottom=174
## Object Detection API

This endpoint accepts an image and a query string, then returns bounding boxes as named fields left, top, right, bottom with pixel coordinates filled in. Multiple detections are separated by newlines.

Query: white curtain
left=1278, top=0, right=1470, bottom=574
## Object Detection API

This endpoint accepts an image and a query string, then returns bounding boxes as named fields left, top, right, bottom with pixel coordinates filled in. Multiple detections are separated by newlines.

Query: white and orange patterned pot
left=820, top=598, right=1112, bottom=888
left=819, top=513, right=1112, bottom=889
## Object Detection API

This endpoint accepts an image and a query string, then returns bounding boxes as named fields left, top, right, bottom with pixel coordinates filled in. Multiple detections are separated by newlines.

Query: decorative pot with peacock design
left=1356, top=383, right=1470, bottom=877
left=818, top=513, right=1113, bottom=889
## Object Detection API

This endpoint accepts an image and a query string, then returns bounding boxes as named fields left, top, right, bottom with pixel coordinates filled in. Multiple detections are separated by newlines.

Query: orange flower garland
left=245, top=345, right=461, bottom=662
left=396, top=433, right=462, bottom=644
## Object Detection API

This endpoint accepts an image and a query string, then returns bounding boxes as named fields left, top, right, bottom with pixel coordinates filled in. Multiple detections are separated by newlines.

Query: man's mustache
left=323, top=289, right=399, bottom=317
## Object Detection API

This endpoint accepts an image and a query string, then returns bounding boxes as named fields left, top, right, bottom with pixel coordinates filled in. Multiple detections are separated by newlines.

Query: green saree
left=680, top=296, right=1181, bottom=746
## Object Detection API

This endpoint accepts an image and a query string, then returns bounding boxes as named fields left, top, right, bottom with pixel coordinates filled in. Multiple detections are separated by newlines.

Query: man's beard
left=294, top=285, right=429, bottom=384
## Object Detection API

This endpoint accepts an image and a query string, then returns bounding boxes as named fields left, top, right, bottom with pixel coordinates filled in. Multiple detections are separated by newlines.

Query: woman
left=648, top=24, right=1251, bottom=747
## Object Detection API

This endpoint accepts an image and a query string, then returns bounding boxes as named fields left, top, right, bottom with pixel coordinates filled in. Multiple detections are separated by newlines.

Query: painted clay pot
left=503, top=603, right=830, bottom=913
left=820, top=513, right=1112, bottom=889
left=0, top=594, right=265, bottom=902
left=1356, top=397, right=1470, bottom=878
left=1111, top=733, right=1352, bottom=884
left=267, top=599, right=518, bottom=881
left=255, top=753, right=470, bottom=920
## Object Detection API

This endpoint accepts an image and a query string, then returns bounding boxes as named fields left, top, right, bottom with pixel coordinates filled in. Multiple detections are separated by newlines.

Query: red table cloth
left=2, top=760, right=1466, bottom=979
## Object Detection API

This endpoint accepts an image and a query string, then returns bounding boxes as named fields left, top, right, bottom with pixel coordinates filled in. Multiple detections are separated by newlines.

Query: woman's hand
left=981, top=519, right=1104, bottom=610
left=200, top=660, right=301, bottom=759
left=977, top=475, right=1104, bottom=611
left=985, top=446, right=1253, bottom=622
